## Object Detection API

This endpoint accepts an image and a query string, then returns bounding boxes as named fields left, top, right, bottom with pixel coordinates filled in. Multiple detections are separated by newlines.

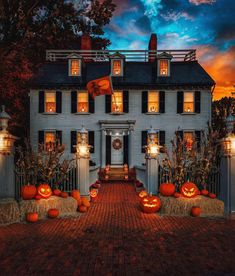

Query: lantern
left=140, top=195, right=161, bottom=213
left=90, top=189, right=98, bottom=200
left=180, top=181, right=199, bottom=198
left=76, top=126, right=91, bottom=158
left=145, top=126, right=160, bottom=158
left=221, top=135, right=235, bottom=155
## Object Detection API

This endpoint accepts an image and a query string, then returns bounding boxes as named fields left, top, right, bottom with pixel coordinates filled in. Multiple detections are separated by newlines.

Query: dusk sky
left=102, top=0, right=235, bottom=100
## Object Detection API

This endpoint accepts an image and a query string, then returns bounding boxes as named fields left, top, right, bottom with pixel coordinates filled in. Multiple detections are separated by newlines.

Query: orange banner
left=86, top=76, right=113, bottom=99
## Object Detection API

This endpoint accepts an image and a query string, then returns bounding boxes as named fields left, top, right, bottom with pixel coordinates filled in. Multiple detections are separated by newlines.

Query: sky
left=102, top=0, right=235, bottom=100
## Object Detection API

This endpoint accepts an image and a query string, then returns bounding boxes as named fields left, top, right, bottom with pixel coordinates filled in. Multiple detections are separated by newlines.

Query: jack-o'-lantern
left=180, top=181, right=199, bottom=198
left=26, top=212, right=38, bottom=223
left=159, top=182, right=175, bottom=196
left=138, top=190, right=148, bottom=198
left=208, top=193, right=216, bottom=199
left=201, top=189, right=209, bottom=196
left=37, top=184, right=52, bottom=199
left=21, top=184, right=37, bottom=200
left=140, top=195, right=161, bottom=213
left=48, top=208, right=59, bottom=218
left=191, top=206, right=201, bottom=217
left=90, top=189, right=98, bottom=199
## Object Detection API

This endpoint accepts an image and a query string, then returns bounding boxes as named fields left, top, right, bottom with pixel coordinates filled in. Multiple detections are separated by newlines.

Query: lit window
left=148, top=91, right=159, bottom=113
left=112, top=60, right=122, bottom=76
left=45, top=132, right=56, bottom=151
left=69, top=59, right=80, bottom=76
left=159, top=60, right=169, bottom=76
left=184, top=92, right=194, bottom=113
left=112, top=91, right=123, bottom=113
left=183, top=131, right=194, bottom=151
left=77, top=91, right=88, bottom=113
left=45, top=91, right=56, bottom=113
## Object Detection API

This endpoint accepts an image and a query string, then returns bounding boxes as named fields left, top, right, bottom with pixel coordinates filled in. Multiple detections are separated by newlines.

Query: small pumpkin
left=53, top=189, right=61, bottom=196
left=78, top=205, right=87, bottom=213
left=191, top=206, right=201, bottom=217
left=71, top=190, right=81, bottom=200
left=159, top=182, right=175, bottom=196
left=138, top=190, right=148, bottom=198
left=48, top=208, right=59, bottom=218
left=81, top=197, right=90, bottom=208
left=174, top=192, right=181, bottom=198
left=26, top=212, right=38, bottom=223
left=34, top=194, right=42, bottom=200
left=201, top=189, right=209, bottom=196
left=140, top=195, right=161, bottom=213
left=37, top=184, right=52, bottom=199
left=21, top=184, right=37, bottom=200
left=90, top=189, right=98, bottom=199
left=180, top=181, right=199, bottom=198
left=208, top=193, right=216, bottom=199
left=60, top=191, right=68, bottom=198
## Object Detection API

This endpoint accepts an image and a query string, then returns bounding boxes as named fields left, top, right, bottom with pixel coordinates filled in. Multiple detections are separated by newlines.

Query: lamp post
left=0, top=106, right=18, bottom=198
left=76, top=126, right=91, bottom=198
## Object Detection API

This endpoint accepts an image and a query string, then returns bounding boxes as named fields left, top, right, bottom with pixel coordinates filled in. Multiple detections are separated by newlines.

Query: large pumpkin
left=191, top=206, right=201, bottom=217
left=180, top=181, right=199, bottom=198
left=21, top=184, right=37, bottom=200
left=140, top=195, right=161, bottom=213
left=159, top=183, right=175, bottom=196
left=48, top=208, right=59, bottom=218
left=37, top=184, right=52, bottom=199
left=81, top=197, right=91, bottom=208
left=26, top=212, right=38, bottom=223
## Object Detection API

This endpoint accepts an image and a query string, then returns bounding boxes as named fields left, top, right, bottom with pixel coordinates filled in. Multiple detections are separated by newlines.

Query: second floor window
left=77, top=92, right=88, bottom=113
left=112, top=60, right=122, bottom=76
left=69, top=59, right=81, bottom=76
left=148, top=91, right=159, bottom=113
left=112, top=91, right=123, bottom=113
left=159, top=59, right=169, bottom=76
left=45, top=131, right=56, bottom=151
left=45, top=92, right=56, bottom=113
left=184, top=92, right=194, bottom=113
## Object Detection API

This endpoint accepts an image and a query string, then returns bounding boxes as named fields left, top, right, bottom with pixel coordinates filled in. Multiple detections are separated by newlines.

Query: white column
left=0, top=154, right=15, bottom=198
left=77, top=157, right=90, bottom=197
left=146, top=157, right=159, bottom=195
left=128, top=128, right=134, bottom=168
left=101, top=129, right=106, bottom=168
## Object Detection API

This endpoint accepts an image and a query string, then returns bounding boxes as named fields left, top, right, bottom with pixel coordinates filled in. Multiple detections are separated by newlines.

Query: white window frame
left=147, top=91, right=159, bottom=113
left=158, top=59, right=170, bottom=77
left=111, top=59, right=123, bottom=77
left=44, top=91, right=56, bottom=114
left=183, top=91, right=195, bottom=113
left=68, top=58, right=81, bottom=77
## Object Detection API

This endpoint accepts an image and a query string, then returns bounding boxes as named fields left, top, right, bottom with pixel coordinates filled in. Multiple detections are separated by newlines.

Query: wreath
left=112, top=138, right=122, bottom=150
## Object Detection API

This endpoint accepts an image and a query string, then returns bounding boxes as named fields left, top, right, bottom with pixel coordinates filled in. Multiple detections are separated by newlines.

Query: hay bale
left=159, top=195, right=224, bottom=217
left=19, top=196, right=78, bottom=221
left=0, top=198, right=21, bottom=225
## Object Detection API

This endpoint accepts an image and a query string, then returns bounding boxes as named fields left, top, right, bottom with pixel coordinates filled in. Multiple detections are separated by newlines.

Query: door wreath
left=112, top=138, right=122, bottom=150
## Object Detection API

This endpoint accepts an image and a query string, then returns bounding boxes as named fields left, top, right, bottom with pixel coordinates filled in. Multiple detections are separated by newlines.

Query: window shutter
left=177, top=91, right=183, bottom=113
left=123, top=90, right=129, bottom=113
left=195, top=91, right=201, bottom=113
left=195, top=130, right=201, bottom=149
left=159, top=91, right=165, bottom=113
left=88, top=131, right=95, bottom=153
left=141, top=131, right=148, bottom=153
left=159, top=130, right=166, bottom=153
left=39, top=91, right=45, bottom=113
left=142, top=91, right=148, bottom=113
left=71, top=131, right=77, bottom=153
left=56, top=91, right=62, bottom=113
left=105, top=95, right=111, bottom=113
left=71, top=91, right=77, bottom=113
left=88, top=94, right=95, bottom=113
left=106, top=135, right=111, bottom=165
left=38, top=130, right=44, bottom=145
left=123, top=135, right=128, bottom=164
left=56, top=131, right=62, bottom=146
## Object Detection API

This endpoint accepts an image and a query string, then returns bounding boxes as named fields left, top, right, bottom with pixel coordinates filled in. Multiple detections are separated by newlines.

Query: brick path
left=0, top=183, right=235, bottom=275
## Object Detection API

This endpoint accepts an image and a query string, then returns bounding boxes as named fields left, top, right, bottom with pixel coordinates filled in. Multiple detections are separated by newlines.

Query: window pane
left=148, top=91, right=159, bottom=112
left=184, top=92, right=194, bottom=113
left=45, top=132, right=56, bottom=151
left=159, top=60, right=168, bottom=76
left=184, top=131, right=194, bottom=150
left=147, top=133, right=159, bottom=144
left=112, top=91, right=123, bottom=112
left=112, top=60, right=122, bottom=76
left=77, top=92, right=88, bottom=112
left=71, top=59, right=80, bottom=76
left=45, top=92, right=56, bottom=113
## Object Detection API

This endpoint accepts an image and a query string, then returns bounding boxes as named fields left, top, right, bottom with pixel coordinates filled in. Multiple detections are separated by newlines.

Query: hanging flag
left=86, top=76, right=113, bottom=99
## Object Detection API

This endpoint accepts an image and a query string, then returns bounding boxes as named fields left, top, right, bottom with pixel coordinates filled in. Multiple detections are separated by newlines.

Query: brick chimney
left=148, top=33, right=157, bottom=62
left=81, top=34, right=92, bottom=62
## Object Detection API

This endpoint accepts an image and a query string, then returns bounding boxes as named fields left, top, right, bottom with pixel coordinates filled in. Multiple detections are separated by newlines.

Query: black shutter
left=88, top=94, right=95, bottom=113
left=71, top=91, right=77, bottom=113
left=195, top=91, right=201, bottom=113
left=71, top=131, right=77, bottom=153
left=56, top=91, right=62, bottom=113
left=141, top=131, right=148, bottom=153
left=142, top=91, right=148, bottom=113
left=56, top=131, right=62, bottom=146
left=88, top=131, right=95, bottom=153
left=123, top=90, right=129, bottom=113
left=39, top=91, right=45, bottom=113
left=38, top=130, right=44, bottom=145
left=123, top=135, right=128, bottom=164
left=159, top=91, right=165, bottom=113
left=177, top=91, right=183, bottom=114
left=106, top=135, right=111, bottom=165
left=105, top=95, right=111, bottom=113
left=195, top=130, right=201, bottom=149
left=159, top=131, right=166, bottom=153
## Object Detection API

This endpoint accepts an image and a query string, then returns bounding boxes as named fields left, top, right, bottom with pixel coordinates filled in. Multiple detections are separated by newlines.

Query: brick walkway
left=0, top=183, right=235, bottom=275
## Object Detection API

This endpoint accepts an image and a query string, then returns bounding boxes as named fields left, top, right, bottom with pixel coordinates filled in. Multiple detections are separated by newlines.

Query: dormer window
left=68, top=54, right=82, bottom=76
left=157, top=52, right=172, bottom=77
left=110, top=52, right=125, bottom=77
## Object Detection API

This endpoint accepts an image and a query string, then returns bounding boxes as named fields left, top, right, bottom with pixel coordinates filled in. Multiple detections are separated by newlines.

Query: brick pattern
left=0, top=183, right=235, bottom=275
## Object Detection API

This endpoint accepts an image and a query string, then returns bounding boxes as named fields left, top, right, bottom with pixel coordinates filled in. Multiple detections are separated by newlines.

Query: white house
left=30, top=34, right=215, bottom=168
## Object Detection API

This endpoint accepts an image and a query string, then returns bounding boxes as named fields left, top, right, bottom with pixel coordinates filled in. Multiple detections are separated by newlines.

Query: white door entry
left=111, top=136, right=124, bottom=166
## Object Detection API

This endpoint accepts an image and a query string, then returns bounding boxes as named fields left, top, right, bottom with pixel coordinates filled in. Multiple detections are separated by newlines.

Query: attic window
left=159, top=59, right=169, bottom=76
left=112, top=60, right=123, bottom=76
left=69, top=59, right=81, bottom=76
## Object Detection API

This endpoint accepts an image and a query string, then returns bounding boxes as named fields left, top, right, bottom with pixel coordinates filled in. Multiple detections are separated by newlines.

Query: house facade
left=30, top=34, right=215, bottom=168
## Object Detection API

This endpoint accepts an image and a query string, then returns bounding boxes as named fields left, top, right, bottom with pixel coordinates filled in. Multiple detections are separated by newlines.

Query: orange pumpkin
left=174, top=192, right=181, bottom=198
left=60, top=191, right=68, bottom=198
left=48, top=208, right=59, bottom=218
left=138, top=190, right=148, bottom=198
left=90, top=189, right=98, bottom=199
left=159, top=183, right=175, bottom=196
left=21, top=184, right=37, bottom=200
left=180, top=181, right=199, bottom=198
left=78, top=205, right=87, bottom=213
left=201, top=189, right=209, bottom=196
left=140, top=195, right=161, bottom=213
left=71, top=190, right=81, bottom=200
left=208, top=193, right=216, bottom=199
left=26, top=212, right=38, bottom=223
left=34, top=194, right=42, bottom=200
left=191, top=206, right=201, bottom=217
left=37, top=184, right=52, bottom=199
left=81, top=197, right=91, bottom=208
left=53, top=189, right=61, bottom=196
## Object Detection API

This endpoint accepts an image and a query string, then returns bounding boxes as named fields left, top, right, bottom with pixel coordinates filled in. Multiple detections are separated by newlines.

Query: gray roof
left=31, top=60, right=215, bottom=88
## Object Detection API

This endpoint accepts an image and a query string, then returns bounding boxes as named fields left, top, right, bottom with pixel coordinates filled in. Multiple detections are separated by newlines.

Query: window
left=112, top=60, right=122, bottom=76
left=183, top=131, right=194, bottom=151
left=69, top=59, right=81, bottom=76
left=77, top=91, right=88, bottom=113
left=45, top=131, right=56, bottom=151
left=147, top=132, right=159, bottom=145
left=159, top=59, right=169, bottom=76
left=184, top=92, right=194, bottom=113
left=45, top=91, right=56, bottom=113
left=112, top=91, right=123, bottom=113
left=148, top=91, right=159, bottom=113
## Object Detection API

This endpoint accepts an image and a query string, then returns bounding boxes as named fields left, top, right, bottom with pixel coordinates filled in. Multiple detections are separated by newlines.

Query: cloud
left=161, top=11, right=194, bottom=21
left=189, top=0, right=216, bottom=5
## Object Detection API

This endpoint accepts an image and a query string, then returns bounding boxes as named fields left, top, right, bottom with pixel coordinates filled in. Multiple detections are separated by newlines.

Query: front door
left=111, top=136, right=124, bottom=166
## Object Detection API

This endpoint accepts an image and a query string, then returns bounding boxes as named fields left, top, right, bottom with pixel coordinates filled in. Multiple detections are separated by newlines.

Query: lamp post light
left=76, top=126, right=91, bottom=159
left=146, top=126, right=160, bottom=159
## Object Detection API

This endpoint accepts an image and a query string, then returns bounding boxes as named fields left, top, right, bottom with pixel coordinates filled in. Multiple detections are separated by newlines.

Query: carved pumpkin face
left=140, top=195, right=161, bottom=213
left=37, top=184, right=52, bottom=199
left=90, top=189, right=98, bottom=198
left=180, top=182, right=198, bottom=198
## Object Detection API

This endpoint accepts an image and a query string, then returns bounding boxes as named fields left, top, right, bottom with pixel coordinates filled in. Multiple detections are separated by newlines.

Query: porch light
left=221, top=135, right=235, bottom=155
left=76, top=126, right=90, bottom=158
left=146, top=126, right=160, bottom=158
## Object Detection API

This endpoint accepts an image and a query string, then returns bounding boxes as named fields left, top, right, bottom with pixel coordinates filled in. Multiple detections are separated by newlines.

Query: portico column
left=128, top=127, right=134, bottom=168
left=101, top=129, right=106, bottom=168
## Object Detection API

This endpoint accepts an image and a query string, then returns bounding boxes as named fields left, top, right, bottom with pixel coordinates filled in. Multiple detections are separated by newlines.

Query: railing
left=46, top=49, right=196, bottom=62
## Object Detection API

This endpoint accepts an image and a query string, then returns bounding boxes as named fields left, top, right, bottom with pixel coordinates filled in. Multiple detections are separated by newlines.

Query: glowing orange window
left=184, top=132, right=194, bottom=151
left=112, top=91, right=123, bottom=113
left=112, top=60, right=122, bottom=76
left=70, top=59, right=80, bottom=76
left=77, top=92, right=88, bottom=113
left=45, top=132, right=56, bottom=151
left=148, top=91, right=159, bottom=112
left=159, top=60, right=169, bottom=76
left=45, top=92, right=56, bottom=113
left=184, top=92, right=194, bottom=113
